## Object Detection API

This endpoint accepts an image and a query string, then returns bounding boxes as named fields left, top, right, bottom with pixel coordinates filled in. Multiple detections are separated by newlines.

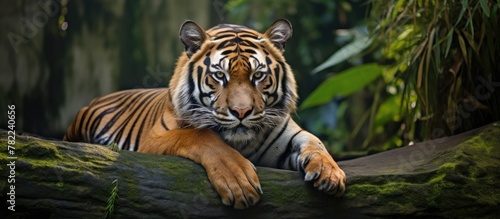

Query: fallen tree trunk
left=1, top=122, right=499, bottom=218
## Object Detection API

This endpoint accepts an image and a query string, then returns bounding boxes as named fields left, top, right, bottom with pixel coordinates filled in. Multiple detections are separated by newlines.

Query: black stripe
left=240, top=39, right=258, bottom=48
left=255, top=118, right=290, bottom=163
left=98, top=91, right=156, bottom=149
left=214, top=34, right=236, bottom=40
left=123, top=91, right=160, bottom=150
left=188, top=62, right=195, bottom=94
left=133, top=92, right=161, bottom=150
left=198, top=60, right=209, bottom=106
left=244, top=49, right=256, bottom=54
left=122, top=129, right=132, bottom=150
left=278, top=61, right=288, bottom=109
left=161, top=118, right=169, bottom=130
left=77, top=106, right=90, bottom=141
left=214, top=28, right=256, bottom=35
left=205, top=76, right=215, bottom=90
left=134, top=104, right=154, bottom=151
left=221, top=49, right=233, bottom=55
left=238, top=34, right=260, bottom=39
left=90, top=92, right=138, bottom=137
left=216, top=40, right=232, bottom=50
left=94, top=92, right=146, bottom=140
left=266, top=65, right=280, bottom=106
left=100, top=103, right=142, bottom=147
left=247, top=129, right=273, bottom=157
left=149, top=91, right=165, bottom=126
left=86, top=93, right=130, bottom=140
left=276, top=130, right=302, bottom=168
left=246, top=127, right=274, bottom=158
left=90, top=107, right=119, bottom=141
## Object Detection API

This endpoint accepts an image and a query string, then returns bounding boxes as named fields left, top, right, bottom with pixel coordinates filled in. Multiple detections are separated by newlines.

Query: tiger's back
left=64, top=88, right=176, bottom=151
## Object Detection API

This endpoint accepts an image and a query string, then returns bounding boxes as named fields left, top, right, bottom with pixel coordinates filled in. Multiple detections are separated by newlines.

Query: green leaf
left=381, top=65, right=399, bottom=83
left=457, top=32, right=469, bottom=65
left=375, top=95, right=402, bottom=127
left=301, top=63, right=383, bottom=109
left=311, top=36, right=372, bottom=74
left=444, top=28, right=454, bottom=58
left=454, top=0, right=468, bottom=27
left=479, top=0, right=491, bottom=17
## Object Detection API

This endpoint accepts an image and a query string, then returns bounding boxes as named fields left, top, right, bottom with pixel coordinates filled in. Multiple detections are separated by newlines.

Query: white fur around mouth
left=220, top=127, right=256, bottom=143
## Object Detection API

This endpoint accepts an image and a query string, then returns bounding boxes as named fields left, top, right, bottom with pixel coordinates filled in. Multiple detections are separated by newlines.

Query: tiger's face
left=170, top=20, right=298, bottom=143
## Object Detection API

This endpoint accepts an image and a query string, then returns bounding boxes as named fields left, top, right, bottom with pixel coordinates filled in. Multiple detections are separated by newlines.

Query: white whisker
left=179, top=104, right=218, bottom=129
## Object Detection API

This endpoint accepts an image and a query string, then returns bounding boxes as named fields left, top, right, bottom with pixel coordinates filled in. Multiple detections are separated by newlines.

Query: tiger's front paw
left=299, top=150, right=346, bottom=197
left=204, top=154, right=262, bottom=209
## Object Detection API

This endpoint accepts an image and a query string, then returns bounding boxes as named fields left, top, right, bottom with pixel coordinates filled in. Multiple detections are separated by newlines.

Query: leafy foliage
left=108, top=142, right=120, bottom=152
left=104, top=179, right=119, bottom=219
left=311, top=35, right=373, bottom=74
left=309, top=0, right=500, bottom=151
left=371, top=0, right=500, bottom=139
left=301, top=63, right=383, bottom=109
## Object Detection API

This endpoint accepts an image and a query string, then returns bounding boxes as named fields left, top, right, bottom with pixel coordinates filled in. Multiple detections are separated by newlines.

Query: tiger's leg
left=286, top=121, right=346, bottom=197
left=140, top=128, right=262, bottom=209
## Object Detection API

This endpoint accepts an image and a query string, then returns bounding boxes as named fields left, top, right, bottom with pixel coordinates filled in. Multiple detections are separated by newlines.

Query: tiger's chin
left=219, top=126, right=257, bottom=144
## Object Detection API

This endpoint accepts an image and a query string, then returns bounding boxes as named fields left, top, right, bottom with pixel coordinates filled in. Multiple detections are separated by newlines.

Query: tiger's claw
left=300, top=150, right=346, bottom=197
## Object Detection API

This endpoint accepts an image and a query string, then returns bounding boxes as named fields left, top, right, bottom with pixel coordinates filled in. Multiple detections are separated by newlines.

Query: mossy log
left=1, top=122, right=499, bottom=218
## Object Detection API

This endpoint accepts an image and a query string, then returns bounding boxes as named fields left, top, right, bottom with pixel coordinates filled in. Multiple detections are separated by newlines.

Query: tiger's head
left=170, top=19, right=298, bottom=143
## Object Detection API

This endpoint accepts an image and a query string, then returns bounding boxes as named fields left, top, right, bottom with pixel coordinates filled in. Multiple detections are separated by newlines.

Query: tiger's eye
left=253, top=72, right=263, bottom=79
left=215, top=71, right=225, bottom=79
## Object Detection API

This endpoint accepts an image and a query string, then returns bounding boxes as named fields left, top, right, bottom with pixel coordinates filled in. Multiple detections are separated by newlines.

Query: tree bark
left=1, top=122, right=499, bottom=218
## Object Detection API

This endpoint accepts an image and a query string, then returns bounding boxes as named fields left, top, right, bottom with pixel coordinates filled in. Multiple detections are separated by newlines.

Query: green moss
left=56, top=182, right=64, bottom=188
left=79, top=143, right=119, bottom=162
left=347, top=183, right=402, bottom=198
left=435, top=162, right=457, bottom=173
left=468, top=125, right=499, bottom=155
left=346, top=168, right=455, bottom=214
left=344, top=124, right=500, bottom=217
left=161, top=158, right=210, bottom=200
left=258, top=170, right=311, bottom=205
left=0, top=134, right=118, bottom=176
left=384, top=201, right=419, bottom=215
left=18, top=141, right=62, bottom=159
left=261, top=181, right=307, bottom=205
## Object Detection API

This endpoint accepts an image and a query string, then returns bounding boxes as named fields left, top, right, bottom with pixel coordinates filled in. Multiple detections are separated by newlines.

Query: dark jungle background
left=1, top=0, right=499, bottom=157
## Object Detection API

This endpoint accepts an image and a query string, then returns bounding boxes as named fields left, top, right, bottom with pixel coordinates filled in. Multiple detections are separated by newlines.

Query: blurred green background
left=1, top=0, right=499, bottom=158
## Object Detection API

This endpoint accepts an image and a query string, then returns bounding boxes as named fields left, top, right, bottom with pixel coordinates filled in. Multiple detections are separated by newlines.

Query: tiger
left=64, top=19, right=346, bottom=209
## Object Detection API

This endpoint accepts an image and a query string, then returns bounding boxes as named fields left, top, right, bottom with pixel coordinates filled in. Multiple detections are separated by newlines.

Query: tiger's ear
left=264, top=19, right=292, bottom=53
left=179, top=20, right=206, bottom=58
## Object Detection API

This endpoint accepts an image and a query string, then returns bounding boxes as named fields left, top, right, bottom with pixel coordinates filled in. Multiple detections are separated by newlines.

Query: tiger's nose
left=230, top=106, right=252, bottom=119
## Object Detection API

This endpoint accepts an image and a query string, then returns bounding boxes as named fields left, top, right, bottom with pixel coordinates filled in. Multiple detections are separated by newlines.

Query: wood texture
left=1, top=122, right=499, bottom=218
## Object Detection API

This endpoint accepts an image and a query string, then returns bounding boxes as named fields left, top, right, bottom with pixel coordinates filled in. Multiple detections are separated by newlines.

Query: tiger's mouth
left=211, top=108, right=285, bottom=132
left=211, top=111, right=263, bottom=142
left=185, top=106, right=285, bottom=142
left=229, top=125, right=251, bottom=135
left=213, top=110, right=264, bottom=128
left=214, top=125, right=258, bottom=143
left=213, top=120, right=257, bottom=133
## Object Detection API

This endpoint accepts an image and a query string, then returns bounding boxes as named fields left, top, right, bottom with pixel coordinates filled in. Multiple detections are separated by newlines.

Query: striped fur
left=65, top=19, right=346, bottom=209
